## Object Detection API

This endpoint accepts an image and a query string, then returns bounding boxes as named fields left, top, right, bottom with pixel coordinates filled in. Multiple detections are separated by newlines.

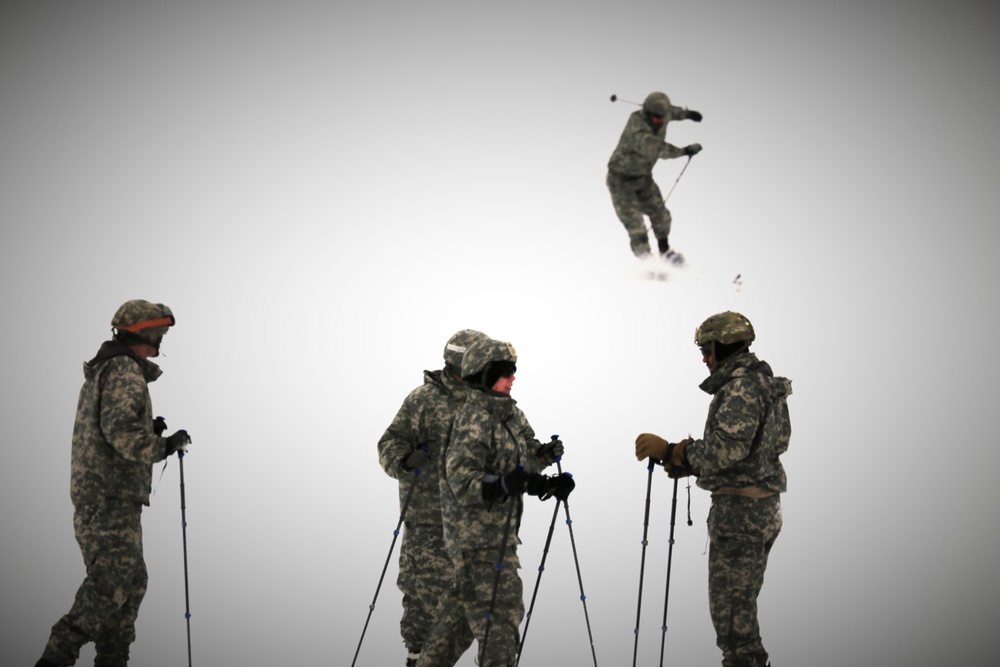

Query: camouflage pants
left=416, top=548, right=524, bottom=667
left=707, top=494, right=782, bottom=667
left=42, top=499, right=147, bottom=667
left=398, top=522, right=452, bottom=653
left=606, top=171, right=672, bottom=257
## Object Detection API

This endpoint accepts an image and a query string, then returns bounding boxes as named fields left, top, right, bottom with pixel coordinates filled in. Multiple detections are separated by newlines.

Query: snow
left=1, top=2, right=998, bottom=666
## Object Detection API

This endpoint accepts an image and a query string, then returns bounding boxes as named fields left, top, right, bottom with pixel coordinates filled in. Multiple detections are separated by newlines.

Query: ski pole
left=480, top=483, right=519, bottom=667
left=544, top=434, right=599, bottom=667
left=351, top=464, right=422, bottom=667
left=632, top=459, right=656, bottom=667
left=610, top=94, right=642, bottom=106
left=178, top=449, right=193, bottom=667
left=663, top=156, right=692, bottom=204
left=555, top=457, right=598, bottom=667
left=516, top=480, right=561, bottom=666
left=657, top=475, right=680, bottom=667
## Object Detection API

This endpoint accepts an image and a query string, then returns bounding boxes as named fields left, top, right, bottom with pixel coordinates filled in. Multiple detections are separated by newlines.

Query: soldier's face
left=491, top=373, right=514, bottom=395
left=700, top=345, right=716, bottom=372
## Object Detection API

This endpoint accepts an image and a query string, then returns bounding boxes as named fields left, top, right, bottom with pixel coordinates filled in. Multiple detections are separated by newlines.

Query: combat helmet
left=694, top=311, right=755, bottom=346
left=112, top=299, right=175, bottom=347
left=443, top=329, right=489, bottom=375
left=643, top=91, right=671, bottom=117
left=461, top=338, right=517, bottom=387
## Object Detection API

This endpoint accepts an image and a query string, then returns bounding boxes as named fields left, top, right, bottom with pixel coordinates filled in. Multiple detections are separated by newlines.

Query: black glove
left=164, top=430, right=191, bottom=457
left=403, top=448, right=429, bottom=471
left=548, top=472, right=575, bottom=501
left=535, top=438, right=564, bottom=465
left=483, top=466, right=531, bottom=501
left=686, top=109, right=703, bottom=122
left=501, top=467, right=531, bottom=495
left=683, top=143, right=703, bottom=157
left=153, top=416, right=168, bottom=436
left=524, top=472, right=576, bottom=501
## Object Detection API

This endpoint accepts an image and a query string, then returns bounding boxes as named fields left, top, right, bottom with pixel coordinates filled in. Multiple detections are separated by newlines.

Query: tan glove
left=667, top=437, right=694, bottom=470
left=635, top=433, right=669, bottom=461
left=663, top=438, right=697, bottom=479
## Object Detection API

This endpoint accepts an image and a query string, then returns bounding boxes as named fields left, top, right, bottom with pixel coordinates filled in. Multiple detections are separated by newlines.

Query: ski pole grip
left=549, top=434, right=562, bottom=463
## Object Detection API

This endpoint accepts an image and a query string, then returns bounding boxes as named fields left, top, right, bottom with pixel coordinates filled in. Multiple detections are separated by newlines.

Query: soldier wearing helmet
left=377, top=329, right=490, bottom=667
left=607, top=90, right=704, bottom=263
left=634, top=311, right=791, bottom=667
left=35, top=300, right=191, bottom=667
left=416, top=338, right=573, bottom=667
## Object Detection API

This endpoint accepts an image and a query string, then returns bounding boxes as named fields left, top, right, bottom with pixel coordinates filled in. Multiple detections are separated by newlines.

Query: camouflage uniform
left=416, top=387, right=550, bottom=667
left=377, top=368, right=476, bottom=659
left=40, top=340, right=172, bottom=667
left=685, top=351, right=792, bottom=667
left=607, top=92, right=700, bottom=257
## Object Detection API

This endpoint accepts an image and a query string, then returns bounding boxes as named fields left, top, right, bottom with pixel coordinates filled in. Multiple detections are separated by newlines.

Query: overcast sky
left=1, top=1, right=998, bottom=665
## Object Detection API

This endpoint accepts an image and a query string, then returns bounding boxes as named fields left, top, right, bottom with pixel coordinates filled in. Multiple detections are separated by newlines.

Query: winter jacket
left=70, top=340, right=169, bottom=507
left=686, top=352, right=792, bottom=494
left=377, top=369, right=472, bottom=526
left=607, top=108, right=690, bottom=178
left=440, top=389, right=546, bottom=558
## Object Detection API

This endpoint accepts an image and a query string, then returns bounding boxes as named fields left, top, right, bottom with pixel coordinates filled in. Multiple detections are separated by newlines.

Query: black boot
left=34, top=660, right=62, bottom=667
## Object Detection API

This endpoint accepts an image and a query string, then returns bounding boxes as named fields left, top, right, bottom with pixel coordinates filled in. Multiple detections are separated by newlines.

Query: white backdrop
left=1, top=1, right=997, bottom=665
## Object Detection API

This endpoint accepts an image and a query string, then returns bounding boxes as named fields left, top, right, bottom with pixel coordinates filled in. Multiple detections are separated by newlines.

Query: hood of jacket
left=84, top=340, right=162, bottom=383
left=700, top=352, right=792, bottom=401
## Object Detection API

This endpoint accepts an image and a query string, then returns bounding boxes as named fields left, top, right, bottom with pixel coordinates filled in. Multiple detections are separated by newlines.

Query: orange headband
left=115, top=316, right=175, bottom=333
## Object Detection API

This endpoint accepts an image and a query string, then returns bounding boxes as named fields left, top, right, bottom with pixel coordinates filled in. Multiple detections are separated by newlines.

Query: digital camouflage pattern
left=377, top=368, right=477, bottom=653
left=685, top=351, right=791, bottom=493
left=71, top=341, right=170, bottom=507
left=606, top=102, right=694, bottom=256
left=685, top=350, right=791, bottom=667
left=607, top=104, right=693, bottom=179
left=422, top=384, right=551, bottom=667
left=441, top=389, right=548, bottom=557
left=41, top=338, right=171, bottom=665
left=42, top=500, right=147, bottom=666
left=707, top=494, right=781, bottom=667
left=460, top=338, right=517, bottom=380
left=415, top=549, right=523, bottom=667
left=443, top=329, right=490, bottom=375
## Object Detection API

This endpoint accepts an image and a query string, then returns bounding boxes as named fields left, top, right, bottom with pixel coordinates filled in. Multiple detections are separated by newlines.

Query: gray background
left=1, top=1, right=997, bottom=665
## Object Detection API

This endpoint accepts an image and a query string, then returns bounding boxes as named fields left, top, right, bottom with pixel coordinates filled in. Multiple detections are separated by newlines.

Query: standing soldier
left=607, top=90, right=703, bottom=263
left=35, top=299, right=192, bottom=667
left=417, top=338, right=573, bottom=667
left=635, top=311, right=791, bottom=667
left=377, top=329, right=489, bottom=667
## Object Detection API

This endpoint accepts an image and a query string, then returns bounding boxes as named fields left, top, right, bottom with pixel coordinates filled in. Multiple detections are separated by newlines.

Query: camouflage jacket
left=686, top=352, right=792, bottom=494
left=607, top=108, right=691, bottom=178
left=70, top=340, right=169, bottom=507
left=440, top=389, right=547, bottom=557
left=377, top=369, right=472, bottom=526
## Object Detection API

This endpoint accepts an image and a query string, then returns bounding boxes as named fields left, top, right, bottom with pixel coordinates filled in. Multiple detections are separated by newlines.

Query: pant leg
left=707, top=495, right=782, bottom=667
left=638, top=181, right=672, bottom=249
left=464, top=549, right=523, bottom=667
left=415, top=575, right=475, bottom=667
left=398, top=522, right=452, bottom=654
left=607, top=172, right=653, bottom=257
left=42, top=500, right=147, bottom=666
